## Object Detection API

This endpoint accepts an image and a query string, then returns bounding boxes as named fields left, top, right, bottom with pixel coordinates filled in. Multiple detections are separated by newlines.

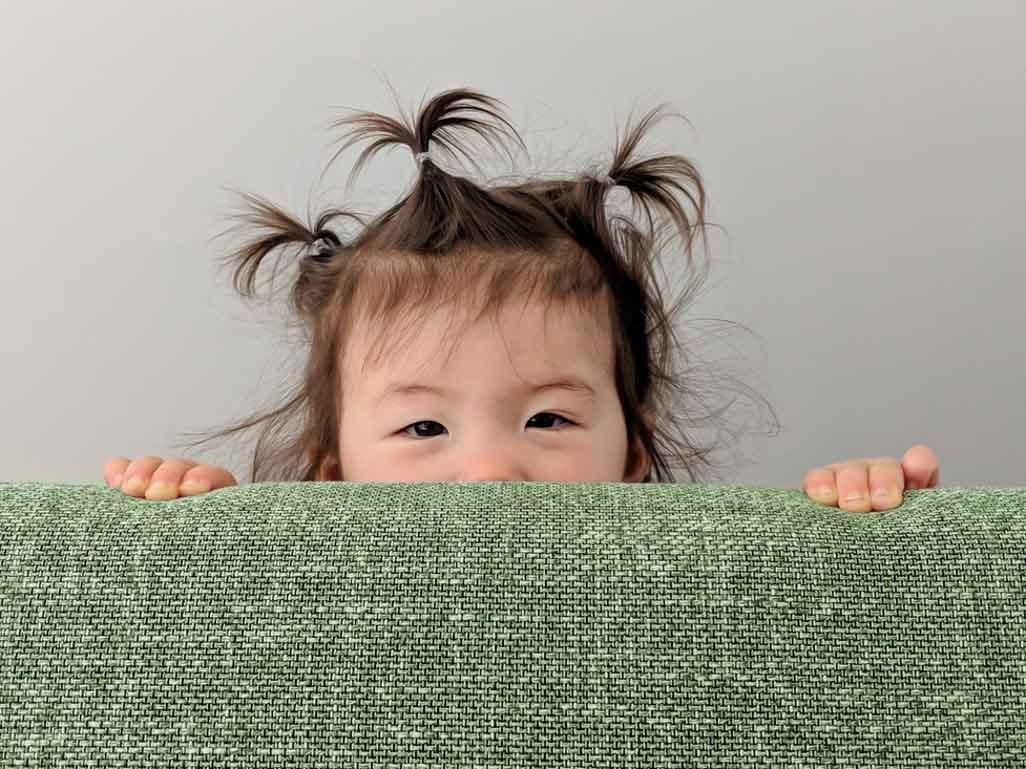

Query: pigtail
left=574, top=104, right=707, bottom=261
left=319, top=87, right=530, bottom=252
left=206, top=186, right=367, bottom=321
left=323, top=86, right=524, bottom=190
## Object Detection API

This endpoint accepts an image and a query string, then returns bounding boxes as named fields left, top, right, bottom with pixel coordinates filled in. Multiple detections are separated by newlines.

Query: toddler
left=102, top=86, right=939, bottom=510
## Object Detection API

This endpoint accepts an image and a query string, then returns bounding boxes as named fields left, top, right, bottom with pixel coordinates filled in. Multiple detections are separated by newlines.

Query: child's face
left=332, top=295, right=651, bottom=483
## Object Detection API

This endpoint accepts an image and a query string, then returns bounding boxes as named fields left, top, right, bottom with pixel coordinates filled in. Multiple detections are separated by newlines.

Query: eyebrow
left=374, top=377, right=597, bottom=406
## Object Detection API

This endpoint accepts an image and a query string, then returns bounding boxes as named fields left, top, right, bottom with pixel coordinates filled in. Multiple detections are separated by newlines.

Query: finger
left=119, top=456, right=166, bottom=497
left=834, top=462, right=874, bottom=513
left=902, top=444, right=940, bottom=489
left=180, top=465, right=239, bottom=496
left=103, top=457, right=131, bottom=487
left=803, top=468, right=838, bottom=505
left=868, top=457, right=905, bottom=511
left=145, top=458, right=202, bottom=500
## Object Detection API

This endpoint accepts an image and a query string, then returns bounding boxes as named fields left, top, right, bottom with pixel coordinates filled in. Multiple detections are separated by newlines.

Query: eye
left=397, top=412, right=577, bottom=439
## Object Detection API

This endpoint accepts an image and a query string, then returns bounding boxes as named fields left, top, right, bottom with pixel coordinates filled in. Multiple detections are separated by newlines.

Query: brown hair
left=172, top=84, right=780, bottom=484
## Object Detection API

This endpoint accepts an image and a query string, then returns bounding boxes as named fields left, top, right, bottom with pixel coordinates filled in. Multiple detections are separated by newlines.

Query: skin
left=800, top=443, right=941, bottom=512
left=103, top=445, right=942, bottom=511
left=103, top=299, right=941, bottom=508
left=329, top=295, right=652, bottom=484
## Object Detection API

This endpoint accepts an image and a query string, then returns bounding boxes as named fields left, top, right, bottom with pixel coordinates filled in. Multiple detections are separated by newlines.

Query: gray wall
left=2, top=1, right=1022, bottom=488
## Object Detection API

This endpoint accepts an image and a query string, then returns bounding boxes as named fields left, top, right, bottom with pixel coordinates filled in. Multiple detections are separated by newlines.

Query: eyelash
left=397, top=412, right=577, bottom=439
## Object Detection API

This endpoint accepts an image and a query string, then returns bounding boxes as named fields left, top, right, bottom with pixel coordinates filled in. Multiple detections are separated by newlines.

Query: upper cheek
left=337, top=426, right=370, bottom=464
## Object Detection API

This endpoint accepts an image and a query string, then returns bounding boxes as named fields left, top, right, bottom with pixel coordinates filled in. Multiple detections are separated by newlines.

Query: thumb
left=902, top=444, right=940, bottom=489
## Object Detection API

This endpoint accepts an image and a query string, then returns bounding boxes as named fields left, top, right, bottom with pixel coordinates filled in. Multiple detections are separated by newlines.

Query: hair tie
left=415, top=150, right=431, bottom=166
left=315, top=229, right=340, bottom=247
left=308, top=229, right=340, bottom=261
left=586, top=169, right=617, bottom=188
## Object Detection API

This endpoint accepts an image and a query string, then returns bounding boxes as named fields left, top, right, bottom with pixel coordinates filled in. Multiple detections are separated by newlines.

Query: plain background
left=1, top=1, right=1022, bottom=489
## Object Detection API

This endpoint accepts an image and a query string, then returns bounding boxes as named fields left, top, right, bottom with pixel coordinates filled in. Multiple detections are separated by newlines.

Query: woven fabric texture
left=1, top=480, right=1025, bottom=767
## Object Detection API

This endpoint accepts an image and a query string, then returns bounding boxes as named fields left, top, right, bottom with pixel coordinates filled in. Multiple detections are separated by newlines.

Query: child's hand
left=104, top=456, right=239, bottom=500
left=801, top=444, right=940, bottom=512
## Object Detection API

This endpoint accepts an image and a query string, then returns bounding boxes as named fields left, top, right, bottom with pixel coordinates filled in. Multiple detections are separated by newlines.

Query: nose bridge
left=455, top=427, right=527, bottom=482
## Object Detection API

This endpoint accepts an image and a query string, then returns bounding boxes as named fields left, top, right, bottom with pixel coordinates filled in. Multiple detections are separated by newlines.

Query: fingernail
left=873, top=488, right=894, bottom=499
left=180, top=479, right=210, bottom=494
left=844, top=493, right=866, bottom=502
left=122, top=476, right=146, bottom=493
left=146, top=482, right=176, bottom=500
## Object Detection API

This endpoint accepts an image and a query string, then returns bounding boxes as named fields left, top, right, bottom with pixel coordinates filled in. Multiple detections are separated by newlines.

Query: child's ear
left=623, top=408, right=655, bottom=483
left=310, top=449, right=342, bottom=481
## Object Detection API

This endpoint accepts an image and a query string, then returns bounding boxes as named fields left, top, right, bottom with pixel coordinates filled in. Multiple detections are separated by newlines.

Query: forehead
left=345, top=294, right=613, bottom=385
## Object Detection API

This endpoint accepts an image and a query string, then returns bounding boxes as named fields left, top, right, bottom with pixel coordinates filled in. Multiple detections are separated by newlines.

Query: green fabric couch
left=1, top=480, right=1024, bottom=766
